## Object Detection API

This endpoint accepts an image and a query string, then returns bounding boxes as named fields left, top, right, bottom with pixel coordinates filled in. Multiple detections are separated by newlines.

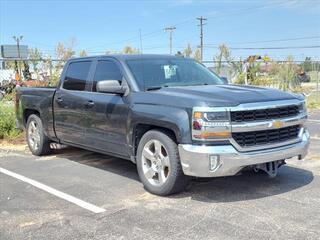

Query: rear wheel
left=26, top=114, right=52, bottom=156
left=136, top=130, right=189, bottom=196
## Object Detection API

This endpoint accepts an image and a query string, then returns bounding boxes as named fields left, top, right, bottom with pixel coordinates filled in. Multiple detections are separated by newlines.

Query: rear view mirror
left=220, top=76, right=228, bottom=84
left=96, top=80, right=126, bottom=94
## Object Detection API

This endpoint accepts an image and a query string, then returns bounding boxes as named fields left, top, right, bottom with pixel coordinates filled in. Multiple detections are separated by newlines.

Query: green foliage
left=234, top=73, right=246, bottom=84
left=215, top=44, right=243, bottom=79
left=276, top=56, right=300, bottom=91
left=55, top=40, right=76, bottom=60
left=0, top=102, right=22, bottom=139
left=29, top=48, right=43, bottom=72
left=214, top=45, right=223, bottom=75
left=307, top=94, right=320, bottom=109
left=122, top=46, right=140, bottom=54
left=300, top=57, right=320, bottom=72
left=193, top=49, right=201, bottom=62
left=183, top=44, right=193, bottom=57
left=79, top=49, right=87, bottom=57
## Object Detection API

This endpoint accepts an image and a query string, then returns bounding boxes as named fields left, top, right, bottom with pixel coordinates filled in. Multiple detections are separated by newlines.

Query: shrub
left=306, top=94, right=320, bottom=109
left=0, top=102, right=22, bottom=139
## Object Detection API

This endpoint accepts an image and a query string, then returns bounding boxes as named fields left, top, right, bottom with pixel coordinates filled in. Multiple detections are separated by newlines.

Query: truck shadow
left=176, top=166, right=314, bottom=203
left=54, top=147, right=314, bottom=203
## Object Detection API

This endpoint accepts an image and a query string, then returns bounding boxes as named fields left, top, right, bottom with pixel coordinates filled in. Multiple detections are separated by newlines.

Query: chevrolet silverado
left=16, top=54, right=310, bottom=195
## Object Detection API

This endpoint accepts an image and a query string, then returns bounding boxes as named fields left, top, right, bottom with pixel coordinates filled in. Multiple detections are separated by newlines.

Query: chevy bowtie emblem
left=272, top=120, right=284, bottom=128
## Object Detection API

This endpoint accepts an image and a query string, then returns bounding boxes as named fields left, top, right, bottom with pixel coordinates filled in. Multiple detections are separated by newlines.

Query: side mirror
left=96, top=80, right=126, bottom=94
left=220, top=76, right=228, bottom=84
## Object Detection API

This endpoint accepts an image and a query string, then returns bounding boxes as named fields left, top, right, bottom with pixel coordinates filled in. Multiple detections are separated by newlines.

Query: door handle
left=85, top=100, right=95, bottom=108
left=56, top=97, right=63, bottom=103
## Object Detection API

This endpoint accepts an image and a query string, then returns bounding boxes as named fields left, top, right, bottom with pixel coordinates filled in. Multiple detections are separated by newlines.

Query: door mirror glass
left=96, top=80, right=125, bottom=94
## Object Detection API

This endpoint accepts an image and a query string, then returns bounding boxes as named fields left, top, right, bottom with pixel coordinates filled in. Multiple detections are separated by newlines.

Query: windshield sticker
left=163, top=65, right=177, bottom=79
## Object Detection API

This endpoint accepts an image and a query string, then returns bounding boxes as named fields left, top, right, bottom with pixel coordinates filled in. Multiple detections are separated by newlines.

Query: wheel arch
left=132, top=123, right=178, bottom=162
left=24, top=109, right=40, bottom=126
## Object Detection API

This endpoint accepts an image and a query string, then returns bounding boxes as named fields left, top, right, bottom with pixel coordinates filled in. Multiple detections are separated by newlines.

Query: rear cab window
left=63, top=61, right=92, bottom=91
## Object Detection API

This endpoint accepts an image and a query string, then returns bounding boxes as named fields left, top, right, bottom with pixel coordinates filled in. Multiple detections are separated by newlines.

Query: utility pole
left=139, top=29, right=143, bottom=54
left=196, top=16, right=207, bottom=62
left=164, top=26, right=176, bottom=55
left=13, top=35, right=23, bottom=80
left=13, top=35, right=23, bottom=58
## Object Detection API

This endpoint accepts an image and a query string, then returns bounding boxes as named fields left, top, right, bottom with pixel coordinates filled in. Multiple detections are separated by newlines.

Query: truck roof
left=68, top=54, right=186, bottom=62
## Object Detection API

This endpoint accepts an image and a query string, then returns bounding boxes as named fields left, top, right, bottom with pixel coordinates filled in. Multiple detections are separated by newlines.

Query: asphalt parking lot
left=1, top=112, right=320, bottom=240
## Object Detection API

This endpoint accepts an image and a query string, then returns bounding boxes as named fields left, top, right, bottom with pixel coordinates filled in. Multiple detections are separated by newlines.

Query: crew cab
left=16, top=54, right=310, bottom=195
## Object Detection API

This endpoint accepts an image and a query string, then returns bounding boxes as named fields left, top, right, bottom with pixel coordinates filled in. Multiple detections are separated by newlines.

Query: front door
left=84, top=59, right=130, bottom=157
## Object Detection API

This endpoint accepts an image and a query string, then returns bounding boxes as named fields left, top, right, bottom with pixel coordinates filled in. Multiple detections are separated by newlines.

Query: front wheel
left=136, top=130, right=189, bottom=196
left=26, top=114, right=52, bottom=156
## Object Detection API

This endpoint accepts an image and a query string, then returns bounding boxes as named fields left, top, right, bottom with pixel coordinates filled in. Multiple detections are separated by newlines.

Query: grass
left=306, top=93, right=320, bottom=109
left=0, top=101, right=22, bottom=139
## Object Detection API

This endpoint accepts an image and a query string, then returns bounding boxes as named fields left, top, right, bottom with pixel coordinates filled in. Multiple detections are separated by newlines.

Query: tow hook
left=253, top=160, right=286, bottom=178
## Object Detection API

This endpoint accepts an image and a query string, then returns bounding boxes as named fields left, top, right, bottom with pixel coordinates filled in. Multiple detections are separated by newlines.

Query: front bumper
left=178, top=130, right=310, bottom=177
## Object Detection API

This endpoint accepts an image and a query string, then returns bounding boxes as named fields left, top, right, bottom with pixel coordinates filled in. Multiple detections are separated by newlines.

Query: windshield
left=126, top=58, right=224, bottom=90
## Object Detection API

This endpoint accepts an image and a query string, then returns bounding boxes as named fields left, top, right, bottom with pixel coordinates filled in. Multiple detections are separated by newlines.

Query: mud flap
left=253, top=160, right=286, bottom=178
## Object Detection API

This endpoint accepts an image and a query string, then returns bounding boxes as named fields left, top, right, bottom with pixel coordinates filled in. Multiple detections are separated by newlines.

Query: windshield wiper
left=145, top=85, right=168, bottom=91
left=146, top=86, right=162, bottom=91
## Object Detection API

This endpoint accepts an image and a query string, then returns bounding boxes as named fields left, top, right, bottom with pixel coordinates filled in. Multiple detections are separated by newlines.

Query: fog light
left=209, top=155, right=220, bottom=171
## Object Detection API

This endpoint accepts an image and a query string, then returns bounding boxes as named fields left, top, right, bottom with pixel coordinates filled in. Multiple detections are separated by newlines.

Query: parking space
left=1, top=117, right=320, bottom=240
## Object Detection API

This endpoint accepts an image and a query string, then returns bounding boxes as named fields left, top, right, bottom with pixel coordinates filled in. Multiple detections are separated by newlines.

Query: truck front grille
left=232, top=125, right=300, bottom=147
left=231, top=105, right=300, bottom=122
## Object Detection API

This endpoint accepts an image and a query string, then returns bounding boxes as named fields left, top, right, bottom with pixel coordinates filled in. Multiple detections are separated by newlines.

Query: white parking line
left=308, top=119, right=320, bottom=124
left=311, top=136, right=320, bottom=140
left=0, top=167, right=106, bottom=214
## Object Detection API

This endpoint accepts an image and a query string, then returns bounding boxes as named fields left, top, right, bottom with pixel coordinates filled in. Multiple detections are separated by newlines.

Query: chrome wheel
left=28, top=120, right=40, bottom=151
left=141, top=139, right=170, bottom=186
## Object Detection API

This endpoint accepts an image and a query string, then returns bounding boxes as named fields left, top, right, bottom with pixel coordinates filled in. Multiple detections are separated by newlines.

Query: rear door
left=84, top=58, right=130, bottom=157
left=53, top=60, right=94, bottom=145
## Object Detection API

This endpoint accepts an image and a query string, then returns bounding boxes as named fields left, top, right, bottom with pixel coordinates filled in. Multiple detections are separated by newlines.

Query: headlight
left=298, top=101, right=307, bottom=114
left=204, top=111, right=229, bottom=121
left=192, top=107, right=231, bottom=141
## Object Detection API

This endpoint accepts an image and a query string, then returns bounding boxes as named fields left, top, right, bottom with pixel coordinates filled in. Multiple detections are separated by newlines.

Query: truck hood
left=134, top=84, right=301, bottom=108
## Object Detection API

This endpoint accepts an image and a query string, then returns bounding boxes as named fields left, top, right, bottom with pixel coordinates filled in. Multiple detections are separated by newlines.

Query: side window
left=93, top=61, right=123, bottom=92
left=63, top=61, right=91, bottom=91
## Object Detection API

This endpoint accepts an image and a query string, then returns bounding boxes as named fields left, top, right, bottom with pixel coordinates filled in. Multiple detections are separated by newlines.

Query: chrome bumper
left=178, top=130, right=310, bottom=177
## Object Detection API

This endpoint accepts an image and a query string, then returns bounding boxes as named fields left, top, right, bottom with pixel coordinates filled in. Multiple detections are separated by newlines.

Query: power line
left=83, top=1, right=289, bottom=52
left=19, top=1, right=317, bottom=57
left=204, top=36, right=320, bottom=46
left=203, top=45, right=320, bottom=50
left=20, top=0, right=293, bottom=55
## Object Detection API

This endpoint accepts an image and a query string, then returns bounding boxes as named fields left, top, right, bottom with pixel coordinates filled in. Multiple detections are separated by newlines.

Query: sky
left=1, top=0, right=320, bottom=61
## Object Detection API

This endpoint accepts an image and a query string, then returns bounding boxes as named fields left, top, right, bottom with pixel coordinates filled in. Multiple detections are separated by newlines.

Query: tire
left=136, top=130, right=189, bottom=196
left=26, top=114, right=52, bottom=156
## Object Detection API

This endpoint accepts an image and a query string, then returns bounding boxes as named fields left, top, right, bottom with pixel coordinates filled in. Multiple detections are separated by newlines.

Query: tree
left=183, top=44, right=193, bottom=57
left=277, top=56, right=300, bottom=90
left=55, top=42, right=76, bottom=60
left=122, top=46, right=140, bottom=54
left=79, top=49, right=87, bottom=57
left=214, top=44, right=243, bottom=83
left=51, top=40, right=76, bottom=86
left=28, top=48, right=43, bottom=72
left=193, top=49, right=201, bottom=62
left=214, top=44, right=225, bottom=74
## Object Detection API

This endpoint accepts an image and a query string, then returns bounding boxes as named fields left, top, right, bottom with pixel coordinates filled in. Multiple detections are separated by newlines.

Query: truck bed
left=16, top=86, right=56, bottom=138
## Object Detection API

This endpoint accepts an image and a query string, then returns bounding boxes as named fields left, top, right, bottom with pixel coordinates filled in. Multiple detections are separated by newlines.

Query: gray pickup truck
left=16, top=54, right=310, bottom=195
